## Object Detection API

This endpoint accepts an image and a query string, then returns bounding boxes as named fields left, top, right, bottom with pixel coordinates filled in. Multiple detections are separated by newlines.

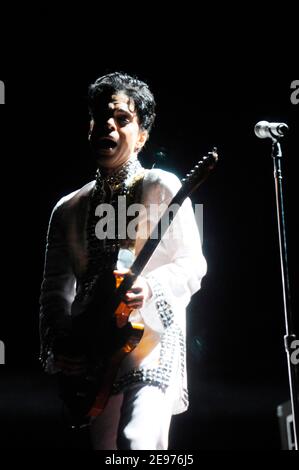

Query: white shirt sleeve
left=39, top=197, right=77, bottom=369
left=136, top=169, right=207, bottom=332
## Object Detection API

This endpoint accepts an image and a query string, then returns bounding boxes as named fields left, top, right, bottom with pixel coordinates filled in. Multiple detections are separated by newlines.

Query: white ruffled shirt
left=40, top=164, right=207, bottom=414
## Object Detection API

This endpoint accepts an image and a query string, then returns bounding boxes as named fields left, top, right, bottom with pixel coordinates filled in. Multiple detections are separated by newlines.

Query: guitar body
left=58, top=321, right=144, bottom=428
left=57, top=272, right=144, bottom=428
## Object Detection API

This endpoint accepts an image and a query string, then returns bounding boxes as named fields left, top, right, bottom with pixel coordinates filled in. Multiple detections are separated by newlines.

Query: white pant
left=89, top=383, right=175, bottom=450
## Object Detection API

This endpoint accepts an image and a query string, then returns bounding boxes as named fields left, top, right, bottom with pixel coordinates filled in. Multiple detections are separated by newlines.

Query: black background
left=0, top=11, right=298, bottom=450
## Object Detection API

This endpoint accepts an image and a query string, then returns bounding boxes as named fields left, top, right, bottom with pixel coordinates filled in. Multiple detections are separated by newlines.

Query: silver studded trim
left=76, top=158, right=144, bottom=302
left=113, top=323, right=178, bottom=393
left=147, top=275, right=175, bottom=328
left=182, top=387, right=189, bottom=410
left=113, top=277, right=189, bottom=411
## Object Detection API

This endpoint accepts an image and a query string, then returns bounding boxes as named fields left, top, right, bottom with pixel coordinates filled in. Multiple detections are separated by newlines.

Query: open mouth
left=97, top=138, right=117, bottom=150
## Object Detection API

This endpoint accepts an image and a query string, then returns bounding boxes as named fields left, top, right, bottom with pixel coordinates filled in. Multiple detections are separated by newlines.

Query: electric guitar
left=58, top=149, right=218, bottom=428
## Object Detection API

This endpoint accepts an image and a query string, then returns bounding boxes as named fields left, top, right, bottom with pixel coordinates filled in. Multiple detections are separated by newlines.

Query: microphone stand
left=271, top=138, right=298, bottom=450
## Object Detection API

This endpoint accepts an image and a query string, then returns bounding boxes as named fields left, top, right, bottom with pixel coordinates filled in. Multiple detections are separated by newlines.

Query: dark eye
left=117, top=114, right=130, bottom=125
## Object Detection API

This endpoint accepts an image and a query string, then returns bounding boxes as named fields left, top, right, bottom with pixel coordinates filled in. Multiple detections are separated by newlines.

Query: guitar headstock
left=181, top=147, right=218, bottom=186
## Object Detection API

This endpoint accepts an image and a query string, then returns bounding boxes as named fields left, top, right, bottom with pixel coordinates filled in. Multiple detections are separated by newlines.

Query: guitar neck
left=113, top=150, right=218, bottom=304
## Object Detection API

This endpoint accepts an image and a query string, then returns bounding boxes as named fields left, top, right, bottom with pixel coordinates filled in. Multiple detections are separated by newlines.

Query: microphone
left=254, top=121, right=289, bottom=139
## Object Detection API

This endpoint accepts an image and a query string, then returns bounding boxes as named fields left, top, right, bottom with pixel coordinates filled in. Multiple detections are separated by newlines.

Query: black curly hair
left=88, top=72, right=156, bottom=134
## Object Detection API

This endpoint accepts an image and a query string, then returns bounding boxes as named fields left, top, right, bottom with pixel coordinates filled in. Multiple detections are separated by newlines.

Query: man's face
left=89, top=92, right=147, bottom=170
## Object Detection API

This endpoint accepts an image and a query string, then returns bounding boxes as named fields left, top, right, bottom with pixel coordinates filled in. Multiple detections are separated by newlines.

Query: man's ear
left=136, top=130, right=148, bottom=152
